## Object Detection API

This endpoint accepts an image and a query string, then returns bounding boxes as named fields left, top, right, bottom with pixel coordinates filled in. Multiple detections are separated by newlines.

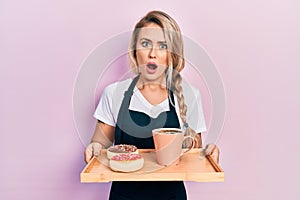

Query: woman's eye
left=160, top=43, right=167, bottom=49
left=141, top=41, right=150, bottom=47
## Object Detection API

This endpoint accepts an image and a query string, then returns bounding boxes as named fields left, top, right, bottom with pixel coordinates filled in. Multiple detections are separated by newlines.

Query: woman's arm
left=91, top=121, right=115, bottom=148
left=84, top=121, right=115, bottom=163
left=195, top=133, right=203, bottom=148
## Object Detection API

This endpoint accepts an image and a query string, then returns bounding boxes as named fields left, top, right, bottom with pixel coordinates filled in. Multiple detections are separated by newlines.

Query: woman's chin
left=141, top=73, right=165, bottom=82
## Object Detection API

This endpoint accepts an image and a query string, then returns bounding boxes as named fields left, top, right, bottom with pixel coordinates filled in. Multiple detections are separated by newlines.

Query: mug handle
left=180, top=136, right=195, bottom=156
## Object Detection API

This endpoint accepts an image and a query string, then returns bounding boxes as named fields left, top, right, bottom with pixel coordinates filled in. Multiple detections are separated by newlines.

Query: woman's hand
left=84, top=142, right=102, bottom=163
left=204, top=143, right=220, bottom=164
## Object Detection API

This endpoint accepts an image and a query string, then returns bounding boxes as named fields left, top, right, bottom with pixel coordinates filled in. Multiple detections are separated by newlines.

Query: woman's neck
left=136, top=76, right=167, bottom=91
left=136, top=77, right=168, bottom=106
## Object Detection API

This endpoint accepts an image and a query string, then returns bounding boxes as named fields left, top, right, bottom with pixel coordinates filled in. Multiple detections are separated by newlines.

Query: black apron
left=109, top=76, right=187, bottom=200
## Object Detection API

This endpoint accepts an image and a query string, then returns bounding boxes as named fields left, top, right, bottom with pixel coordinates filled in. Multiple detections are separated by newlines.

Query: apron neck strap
left=124, top=75, right=140, bottom=98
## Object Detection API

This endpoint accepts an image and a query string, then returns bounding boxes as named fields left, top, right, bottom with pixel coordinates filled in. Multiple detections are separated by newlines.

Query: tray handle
left=206, top=155, right=223, bottom=172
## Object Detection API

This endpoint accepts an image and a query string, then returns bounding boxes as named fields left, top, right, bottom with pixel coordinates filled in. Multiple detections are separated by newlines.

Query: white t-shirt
left=94, top=78, right=207, bottom=133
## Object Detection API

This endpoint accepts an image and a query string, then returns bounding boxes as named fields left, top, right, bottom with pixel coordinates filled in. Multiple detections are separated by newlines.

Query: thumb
left=92, top=142, right=102, bottom=156
left=84, top=147, right=93, bottom=163
left=204, top=143, right=216, bottom=156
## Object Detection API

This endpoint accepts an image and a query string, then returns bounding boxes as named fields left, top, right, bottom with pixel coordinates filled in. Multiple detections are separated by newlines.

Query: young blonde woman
left=85, top=10, right=219, bottom=200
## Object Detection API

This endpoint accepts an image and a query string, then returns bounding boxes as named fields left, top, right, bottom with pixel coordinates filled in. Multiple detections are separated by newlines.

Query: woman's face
left=135, top=23, right=169, bottom=83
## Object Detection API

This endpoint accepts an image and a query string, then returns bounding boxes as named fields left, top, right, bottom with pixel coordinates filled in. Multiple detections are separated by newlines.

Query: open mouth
left=147, top=63, right=158, bottom=70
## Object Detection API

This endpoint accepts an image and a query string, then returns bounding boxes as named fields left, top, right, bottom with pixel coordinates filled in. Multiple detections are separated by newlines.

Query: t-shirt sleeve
left=183, top=83, right=207, bottom=133
left=93, top=86, right=116, bottom=127
left=187, top=89, right=207, bottom=133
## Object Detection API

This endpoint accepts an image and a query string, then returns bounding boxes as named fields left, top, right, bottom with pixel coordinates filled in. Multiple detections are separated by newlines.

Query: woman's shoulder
left=182, top=80, right=200, bottom=97
left=102, top=78, right=133, bottom=96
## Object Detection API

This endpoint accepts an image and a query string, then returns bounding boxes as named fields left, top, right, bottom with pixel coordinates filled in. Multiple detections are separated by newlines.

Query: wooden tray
left=80, top=148, right=224, bottom=182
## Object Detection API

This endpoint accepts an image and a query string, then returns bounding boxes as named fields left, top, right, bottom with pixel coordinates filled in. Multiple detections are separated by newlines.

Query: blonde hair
left=129, top=10, right=202, bottom=148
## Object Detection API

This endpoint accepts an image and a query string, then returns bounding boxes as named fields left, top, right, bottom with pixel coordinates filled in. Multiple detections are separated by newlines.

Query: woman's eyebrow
left=140, top=38, right=166, bottom=43
left=140, top=38, right=152, bottom=42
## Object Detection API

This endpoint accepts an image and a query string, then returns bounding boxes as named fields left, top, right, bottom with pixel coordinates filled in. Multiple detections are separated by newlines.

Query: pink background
left=1, top=0, right=300, bottom=199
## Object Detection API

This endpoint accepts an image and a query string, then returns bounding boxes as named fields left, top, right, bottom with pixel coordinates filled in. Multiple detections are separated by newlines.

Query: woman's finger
left=204, top=143, right=216, bottom=155
left=84, top=149, right=92, bottom=163
left=92, top=142, right=102, bottom=156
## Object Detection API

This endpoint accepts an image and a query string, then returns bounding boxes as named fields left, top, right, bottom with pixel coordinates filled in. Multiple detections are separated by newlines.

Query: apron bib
left=109, top=76, right=187, bottom=200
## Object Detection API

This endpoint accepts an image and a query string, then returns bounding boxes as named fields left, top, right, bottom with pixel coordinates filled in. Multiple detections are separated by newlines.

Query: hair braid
left=172, top=73, right=186, bottom=123
left=171, top=71, right=201, bottom=148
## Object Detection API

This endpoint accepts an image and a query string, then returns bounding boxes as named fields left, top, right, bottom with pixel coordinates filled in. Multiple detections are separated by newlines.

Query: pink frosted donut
left=107, top=144, right=138, bottom=159
left=109, top=153, right=144, bottom=172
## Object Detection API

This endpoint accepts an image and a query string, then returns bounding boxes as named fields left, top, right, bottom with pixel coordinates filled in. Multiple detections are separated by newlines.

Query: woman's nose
left=148, top=47, right=157, bottom=59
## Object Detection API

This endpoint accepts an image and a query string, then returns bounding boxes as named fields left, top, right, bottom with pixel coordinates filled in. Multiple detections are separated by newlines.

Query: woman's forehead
left=137, top=24, right=165, bottom=42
